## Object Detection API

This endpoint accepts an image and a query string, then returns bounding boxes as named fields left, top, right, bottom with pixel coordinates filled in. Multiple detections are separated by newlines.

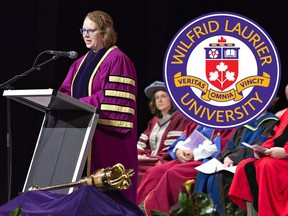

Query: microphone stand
left=0, top=54, right=60, bottom=201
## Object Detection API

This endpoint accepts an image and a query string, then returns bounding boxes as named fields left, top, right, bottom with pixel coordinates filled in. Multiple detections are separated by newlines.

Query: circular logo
left=164, top=12, right=281, bottom=129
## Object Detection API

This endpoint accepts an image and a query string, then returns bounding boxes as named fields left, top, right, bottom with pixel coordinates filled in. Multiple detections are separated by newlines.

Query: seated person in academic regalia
left=229, top=107, right=288, bottom=215
left=137, top=81, right=190, bottom=185
left=228, top=87, right=288, bottom=215
left=137, top=122, right=235, bottom=215
left=194, top=102, right=279, bottom=215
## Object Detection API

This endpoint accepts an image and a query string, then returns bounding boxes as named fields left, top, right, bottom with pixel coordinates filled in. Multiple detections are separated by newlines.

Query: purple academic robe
left=59, top=46, right=138, bottom=202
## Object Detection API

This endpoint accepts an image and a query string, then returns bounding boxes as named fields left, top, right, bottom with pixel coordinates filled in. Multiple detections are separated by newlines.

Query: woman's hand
left=138, top=154, right=149, bottom=159
left=176, top=149, right=193, bottom=163
left=265, top=147, right=286, bottom=159
left=223, top=156, right=234, bottom=167
left=254, top=150, right=262, bottom=159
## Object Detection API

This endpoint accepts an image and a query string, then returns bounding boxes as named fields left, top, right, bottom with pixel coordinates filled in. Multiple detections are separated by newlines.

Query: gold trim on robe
left=100, top=104, right=135, bottom=115
left=98, top=118, right=133, bottom=129
left=104, top=89, right=136, bottom=101
left=109, top=75, right=136, bottom=87
left=88, top=46, right=118, bottom=96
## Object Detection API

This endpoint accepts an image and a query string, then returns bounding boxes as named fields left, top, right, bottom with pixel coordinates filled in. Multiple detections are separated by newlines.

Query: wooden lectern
left=3, top=89, right=99, bottom=194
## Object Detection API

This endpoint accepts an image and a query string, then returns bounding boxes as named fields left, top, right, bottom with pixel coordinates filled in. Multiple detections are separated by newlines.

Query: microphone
left=45, top=50, right=78, bottom=59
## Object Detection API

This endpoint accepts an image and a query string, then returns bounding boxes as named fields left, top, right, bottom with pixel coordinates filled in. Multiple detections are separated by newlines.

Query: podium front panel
left=23, top=110, right=98, bottom=194
left=3, top=89, right=99, bottom=194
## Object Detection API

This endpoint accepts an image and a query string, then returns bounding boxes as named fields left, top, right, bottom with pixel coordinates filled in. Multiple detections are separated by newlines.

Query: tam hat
left=144, top=81, right=166, bottom=99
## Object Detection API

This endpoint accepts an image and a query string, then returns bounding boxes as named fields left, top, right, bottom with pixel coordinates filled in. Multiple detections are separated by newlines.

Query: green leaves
left=151, top=179, right=216, bottom=216
left=9, top=206, right=22, bottom=216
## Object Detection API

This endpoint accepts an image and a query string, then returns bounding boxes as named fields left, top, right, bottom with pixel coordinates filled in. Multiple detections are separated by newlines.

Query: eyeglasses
left=80, top=28, right=97, bottom=35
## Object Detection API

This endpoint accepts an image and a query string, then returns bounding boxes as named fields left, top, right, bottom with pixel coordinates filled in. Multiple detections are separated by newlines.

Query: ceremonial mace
left=28, top=163, right=134, bottom=192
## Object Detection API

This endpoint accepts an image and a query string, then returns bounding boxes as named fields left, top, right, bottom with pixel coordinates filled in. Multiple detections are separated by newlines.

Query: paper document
left=182, top=129, right=209, bottom=150
left=138, top=157, right=159, bottom=162
left=195, top=158, right=237, bottom=174
left=241, top=142, right=267, bottom=153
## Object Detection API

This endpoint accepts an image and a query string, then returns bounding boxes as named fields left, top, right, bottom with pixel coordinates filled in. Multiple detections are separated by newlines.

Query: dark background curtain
left=0, top=0, right=287, bottom=205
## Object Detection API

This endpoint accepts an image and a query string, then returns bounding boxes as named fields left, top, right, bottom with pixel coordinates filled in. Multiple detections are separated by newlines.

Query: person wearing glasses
left=59, top=10, right=138, bottom=202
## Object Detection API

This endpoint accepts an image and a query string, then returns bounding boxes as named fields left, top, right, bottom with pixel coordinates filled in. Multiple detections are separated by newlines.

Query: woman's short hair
left=86, top=10, right=117, bottom=48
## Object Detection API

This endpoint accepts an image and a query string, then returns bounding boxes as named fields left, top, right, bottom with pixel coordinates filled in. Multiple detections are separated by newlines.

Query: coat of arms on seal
left=163, top=12, right=281, bottom=129
left=205, top=36, right=239, bottom=91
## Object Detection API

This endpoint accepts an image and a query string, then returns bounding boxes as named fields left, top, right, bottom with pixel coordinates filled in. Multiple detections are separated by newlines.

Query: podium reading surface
left=3, top=89, right=99, bottom=194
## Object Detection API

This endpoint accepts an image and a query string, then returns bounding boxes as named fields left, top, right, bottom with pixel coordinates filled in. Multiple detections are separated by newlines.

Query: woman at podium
left=58, top=10, right=138, bottom=202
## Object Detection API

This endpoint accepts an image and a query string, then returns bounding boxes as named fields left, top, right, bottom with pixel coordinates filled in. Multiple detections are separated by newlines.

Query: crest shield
left=205, top=37, right=240, bottom=91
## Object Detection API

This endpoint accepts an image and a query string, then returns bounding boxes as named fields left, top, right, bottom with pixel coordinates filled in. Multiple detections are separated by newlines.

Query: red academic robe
left=137, top=111, right=190, bottom=185
left=137, top=122, right=235, bottom=215
left=229, top=109, right=288, bottom=215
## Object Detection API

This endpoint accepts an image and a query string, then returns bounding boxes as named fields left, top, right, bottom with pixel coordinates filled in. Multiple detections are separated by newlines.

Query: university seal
left=163, top=12, right=281, bottom=129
